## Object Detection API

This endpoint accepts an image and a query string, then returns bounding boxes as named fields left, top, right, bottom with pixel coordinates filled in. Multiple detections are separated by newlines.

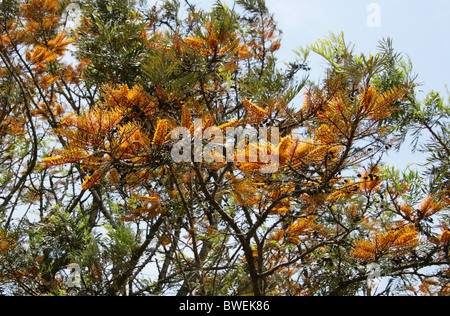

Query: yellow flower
left=242, top=99, right=268, bottom=118
left=439, top=230, right=450, bottom=244
left=153, top=119, right=168, bottom=147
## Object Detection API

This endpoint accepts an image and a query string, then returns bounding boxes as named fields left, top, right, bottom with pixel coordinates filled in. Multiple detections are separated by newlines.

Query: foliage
left=0, top=0, right=448, bottom=296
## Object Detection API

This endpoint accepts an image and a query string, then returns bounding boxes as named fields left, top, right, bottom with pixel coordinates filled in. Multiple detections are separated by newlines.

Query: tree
left=0, top=0, right=448, bottom=296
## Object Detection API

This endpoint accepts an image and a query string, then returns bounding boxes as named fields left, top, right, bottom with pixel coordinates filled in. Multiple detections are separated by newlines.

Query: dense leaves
left=0, top=0, right=448, bottom=296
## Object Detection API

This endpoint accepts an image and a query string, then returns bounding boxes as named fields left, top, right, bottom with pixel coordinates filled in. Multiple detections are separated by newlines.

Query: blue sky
left=191, top=0, right=450, bottom=97
left=266, top=0, right=450, bottom=96
left=190, top=0, right=450, bottom=169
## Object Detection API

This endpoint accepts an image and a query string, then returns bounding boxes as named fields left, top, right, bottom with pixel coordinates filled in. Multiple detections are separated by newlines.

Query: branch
left=192, top=162, right=263, bottom=295
left=108, top=215, right=165, bottom=295
left=0, top=52, right=39, bottom=221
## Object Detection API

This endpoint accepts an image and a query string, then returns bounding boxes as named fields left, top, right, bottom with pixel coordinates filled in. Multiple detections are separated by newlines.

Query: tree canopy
left=0, top=0, right=449, bottom=296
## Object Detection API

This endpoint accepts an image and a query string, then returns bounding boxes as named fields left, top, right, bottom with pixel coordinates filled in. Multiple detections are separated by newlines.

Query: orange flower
left=242, top=99, right=268, bottom=118
left=439, top=231, right=450, bottom=244
left=152, top=119, right=168, bottom=147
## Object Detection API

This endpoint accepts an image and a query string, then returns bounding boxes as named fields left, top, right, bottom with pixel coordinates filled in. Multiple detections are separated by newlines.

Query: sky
left=189, top=0, right=450, bottom=170
left=265, top=0, right=450, bottom=96
left=191, top=0, right=450, bottom=96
